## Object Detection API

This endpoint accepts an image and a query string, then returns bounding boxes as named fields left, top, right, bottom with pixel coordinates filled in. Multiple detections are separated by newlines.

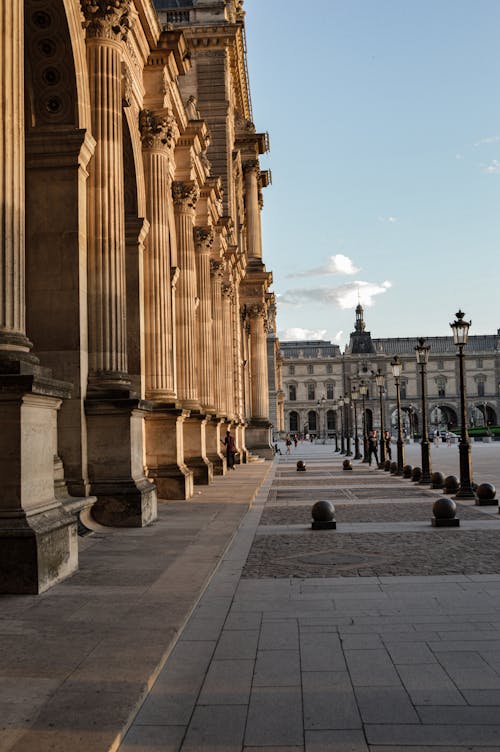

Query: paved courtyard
left=122, top=443, right=500, bottom=752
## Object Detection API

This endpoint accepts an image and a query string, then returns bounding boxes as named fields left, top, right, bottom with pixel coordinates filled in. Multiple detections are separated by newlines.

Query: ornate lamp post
left=359, top=380, right=369, bottom=462
left=415, top=338, right=432, bottom=484
left=338, top=395, right=345, bottom=453
left=375, top=368, right=386, bottom=467
left=351, top=385, right=362, bottom=459
left=344, top=393, right=352, bottom=457
left=390, top=355, right=405, bottom=475
left=450, top=310, right=475, bottom=498
left=333, top=400, right=339, bottom=452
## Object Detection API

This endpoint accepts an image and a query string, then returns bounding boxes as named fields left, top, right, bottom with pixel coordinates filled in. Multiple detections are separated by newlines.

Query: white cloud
left=279, top=280, right=392, bottom=310
left=474, top=135, right=500, bottom=147
left=278, top=327, right=328, bottom=341
left=378, top=216, right=398, bottom=224
left=483, top=160, right=500, bottom=174
left=286, top=253, right=360, bottom=279
left=333, top=330, right=343, bottom=343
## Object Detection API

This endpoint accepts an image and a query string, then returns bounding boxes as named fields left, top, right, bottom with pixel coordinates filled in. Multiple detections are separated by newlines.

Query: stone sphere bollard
left=311, top=500, right=336, bottom=530
left=411, top=466, right=422, bottom=482
left=384, top=459, right=391, bottom=471
left=343, top=459, right=353, bottom=471
left=443, top=475, right=459, bottom=494
left=297, top=460, right=306, bottom=472
left=432, top=498, right=459, bottom=527
left=403, top=464, right=413, bottom=478
left=476, top=482, right=498, bottom=507
left=390, top=461, right=398, bottom=474
left=431, top=471, right=445, bottom=489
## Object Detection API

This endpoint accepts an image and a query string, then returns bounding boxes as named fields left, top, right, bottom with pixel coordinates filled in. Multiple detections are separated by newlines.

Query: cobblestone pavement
left=260, top=502, right=492, bottom=526
left=122, top=446, right=500, bottom=752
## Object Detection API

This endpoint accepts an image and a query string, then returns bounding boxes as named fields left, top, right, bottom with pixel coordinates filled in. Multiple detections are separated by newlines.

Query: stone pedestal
left=145, top=407, right=194, bottom=500
left=184, top=414, right=213, bottom=485
left=205, top=417, right=226, bottom=475
left=86, top=397, right=157, bottom=527
left=0, top=372, right=78, bottom=594
left=246, top=419, right=274, bottom=459
left=234, top=423, right=248, bottom=464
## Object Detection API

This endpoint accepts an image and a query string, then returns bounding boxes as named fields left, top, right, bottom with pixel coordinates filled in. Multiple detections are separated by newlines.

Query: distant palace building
left=281, top=305, right=500, bottom=438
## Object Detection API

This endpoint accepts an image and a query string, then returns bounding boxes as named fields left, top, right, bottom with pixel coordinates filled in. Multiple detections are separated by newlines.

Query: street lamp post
left=415, top=338, right=432, bottom=484
left=450, top=310, right=475, bottom=499
left=334, top=402, right=339, bottom=451
left=390, top=355, right=405, bottom=475
left=375, top=368, right=386, bottom=467
left=351, top=385, right=362, bottom=460
left=338, top=396, right=345, bottom=454
left=359, top=380, right=369, bottom=462
left=344, top=394, right=352, bottom=457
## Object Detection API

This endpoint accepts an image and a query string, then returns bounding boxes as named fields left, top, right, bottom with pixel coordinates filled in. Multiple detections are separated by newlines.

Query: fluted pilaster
left=0, top=2, right=33, bottom=362
left=140, top=109, right=178, bottom=400
left=172, top=181, right=199, bottom=407
left=195, top=227, right=215, bottom=411
left=244, top=160, right=262, bottom=262
left=83, top=0, right=130, bottom=384
left=248, top=303, right=269, bottom=420
left=210, top=259, right=225, bottom=415
left=222, top=282, right=235, bottom=418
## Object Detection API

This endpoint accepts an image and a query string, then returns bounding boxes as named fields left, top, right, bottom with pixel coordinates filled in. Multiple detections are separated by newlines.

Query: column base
left=0, top=508, right=78, bottom=594
left=245, top=420, right=273, bottom=459
left=86, top=395, right=157, bottom=527
left=142, top=465, right=193, bottom=502
left=183, top=413, right=213, bottom=485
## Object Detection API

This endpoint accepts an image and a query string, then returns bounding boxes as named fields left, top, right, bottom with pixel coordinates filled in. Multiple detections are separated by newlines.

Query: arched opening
left=289, top=411, right=299, bottom=433
left=402, top=406, right=419, bottom=438
left=430, top=405, right=458, bottom=431
left=326, top=409, right=336, bottom=436
left=471, top=403, right=497, bottom=428
left=364, top=408, right=373, bottom=434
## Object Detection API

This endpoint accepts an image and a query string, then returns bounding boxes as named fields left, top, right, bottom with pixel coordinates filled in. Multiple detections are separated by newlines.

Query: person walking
left=384, top=430, right=392, bottom=460
left=368, top=430, right=379, bottom=467
left=223, top=430, right=237, bottom=470
left=285, top=434, right=292, bottom=454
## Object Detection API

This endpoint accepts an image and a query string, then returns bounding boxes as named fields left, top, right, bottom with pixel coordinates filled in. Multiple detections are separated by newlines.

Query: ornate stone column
left=0, top=3, right=79, bottom=593
left=195, top=226, right=215, bottom=412
left=81, top=0, right=157, bottom=525
left=243, top=159, right=263, bottom=263
left=173, top=182, right=212, bottom=484
left=140, top=109, right=177, bottom=401
left=222, top=282, right=236, bottom=420
left=245, top=302, right=273, bottom=458
left=210, top=259, right=225, bottom=417
left=172, top=180, right=200, bottom=409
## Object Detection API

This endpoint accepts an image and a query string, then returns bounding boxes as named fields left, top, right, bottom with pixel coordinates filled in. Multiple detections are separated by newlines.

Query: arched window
left=289, top=411, right=299, bottom=432
left=308, top=410, right=317, bottom=431
left=288, top=384, right=296, bottom=401
left=477, top=380, right=485, bottom=397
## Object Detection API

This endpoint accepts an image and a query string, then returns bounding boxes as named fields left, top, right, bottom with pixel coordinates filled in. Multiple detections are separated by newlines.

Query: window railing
left=166, top=10, right=190, bottom=23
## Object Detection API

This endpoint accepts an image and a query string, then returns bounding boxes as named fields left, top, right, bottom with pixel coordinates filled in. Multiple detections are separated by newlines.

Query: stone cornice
left=81, top=0, right=131, bottom=42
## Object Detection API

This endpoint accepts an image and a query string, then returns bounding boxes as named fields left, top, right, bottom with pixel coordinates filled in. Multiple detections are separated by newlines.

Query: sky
left=244, top=0, right=500, bottom=348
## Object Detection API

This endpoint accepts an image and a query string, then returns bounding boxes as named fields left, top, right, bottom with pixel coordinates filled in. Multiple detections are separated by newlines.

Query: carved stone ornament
left=80, top=0, right=131, bottom=41
left=243, top=158, right=260, bottom=175
left=172, top=181, right=199, bottom=210
left=221, top=283, right=234, bottom=300
left=139, top=109, right=178, bottom=151
left=247, top=303, right=265, bottom=319
left=194, top=226, right=214, bottom=251
left=210, top=259, right=224, bottom=278
left=122, top=63, right=132, bottom=107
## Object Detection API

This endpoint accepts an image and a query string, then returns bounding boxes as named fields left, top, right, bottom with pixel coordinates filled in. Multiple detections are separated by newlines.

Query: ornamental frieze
left=139, top=109, right=178, bottom=151
left=80, top=0, right=131, bottom=41
left=172, top=181, right=199, bottom=210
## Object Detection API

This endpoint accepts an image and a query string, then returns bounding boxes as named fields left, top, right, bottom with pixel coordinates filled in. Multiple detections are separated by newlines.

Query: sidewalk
left=0, top=461, right=273, bottom=752
left=122, top=445, right=500, bottom=751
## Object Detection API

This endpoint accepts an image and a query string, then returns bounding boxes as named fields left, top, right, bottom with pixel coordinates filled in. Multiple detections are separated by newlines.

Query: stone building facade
left=281, top=306, right=500, bottom=440
left=0, top=0, right=273, bottom=593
